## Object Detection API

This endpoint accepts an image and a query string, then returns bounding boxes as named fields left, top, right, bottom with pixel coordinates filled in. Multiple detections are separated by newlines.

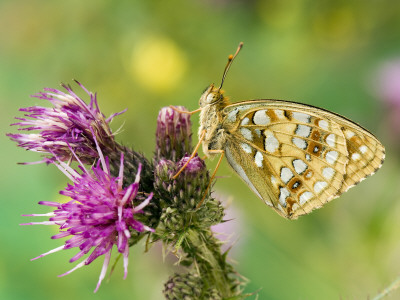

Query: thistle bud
left=174, top=155, right=209, bottom=204
left=155, top=106, right=192, bottom=161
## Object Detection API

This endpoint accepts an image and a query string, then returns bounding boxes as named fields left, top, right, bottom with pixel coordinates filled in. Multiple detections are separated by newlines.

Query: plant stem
left=372, top=276, right=400, bottom=300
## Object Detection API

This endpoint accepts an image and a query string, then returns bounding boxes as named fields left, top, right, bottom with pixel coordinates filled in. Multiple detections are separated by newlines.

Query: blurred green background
left=2, top=0, right=400, bottom=299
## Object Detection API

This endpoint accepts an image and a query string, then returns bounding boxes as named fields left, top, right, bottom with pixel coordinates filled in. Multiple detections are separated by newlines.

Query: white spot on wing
left=305, top=154, right=311, bottom=161
left=241, top=143, right=252, bottom=154
left=264, top=131, right=279, bottom=153
left=318, top=120, right=329, bottom=130
left=240, top=128, right=253, bottom=141
left=280, top=167, right=294, bottom=184
left=292, top=203, right=300, bottom=212
left=352, top=153, right=361, bottom=160
left=345, top=130, right=355, bottom=138
left=359, top=145, right=367, bottom=154
left=253, top=110, right=270, bottom=125
left=314, top=181, right=328, bottom=194
left=254, top=129, right=261, bottom=137
left=240, top=117, right=250, bottom=126
left=326, top=133, right=336, bottom=147
left=274, top=109, right=284, bottom=119
left=255, top=151, right=263, bottom=167
left=292, top=137, right=307, bottom=150
left=292, top=112, right=311, bottom=123
left=299, top=191, right=313, bottom=205
left=227, top=108, right=238, bottom=122
left=322, top=167, right=335, bottom=180
left=293, top=159, right=307, bottom=174
left=326, top=151, right=338, bottom=164
left=279, top=187, right=290, bottom=207
left=296, top=125, right=311, bottom=137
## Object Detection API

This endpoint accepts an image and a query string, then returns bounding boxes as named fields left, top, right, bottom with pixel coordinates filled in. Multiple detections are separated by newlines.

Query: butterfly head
left=199, top=84, right=225, bottom=108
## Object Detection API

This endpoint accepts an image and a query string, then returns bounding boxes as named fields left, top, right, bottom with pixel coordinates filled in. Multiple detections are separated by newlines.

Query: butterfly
left=175, top=42, right=385, bottom=219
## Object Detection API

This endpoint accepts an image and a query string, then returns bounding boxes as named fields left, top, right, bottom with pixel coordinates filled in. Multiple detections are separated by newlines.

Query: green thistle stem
left=183, top=228, right=234, bottom=298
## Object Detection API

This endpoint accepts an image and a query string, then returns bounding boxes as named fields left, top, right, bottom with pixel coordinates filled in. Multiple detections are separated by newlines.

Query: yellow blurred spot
left=130, top=37, right=187, bottom=92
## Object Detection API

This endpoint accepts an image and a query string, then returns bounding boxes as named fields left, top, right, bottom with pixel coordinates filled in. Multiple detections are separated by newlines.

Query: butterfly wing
left=221, top=99, right=385, bottom=219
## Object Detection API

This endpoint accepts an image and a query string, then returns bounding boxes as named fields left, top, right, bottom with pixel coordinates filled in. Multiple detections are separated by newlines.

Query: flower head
left=8, top=81, right=125, bottom=163
left=22, top=144, right=153, bottom=292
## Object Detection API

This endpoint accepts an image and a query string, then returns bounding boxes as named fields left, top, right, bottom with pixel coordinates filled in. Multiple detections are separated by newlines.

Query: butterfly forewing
left=221, top=100, right=385, bottom=219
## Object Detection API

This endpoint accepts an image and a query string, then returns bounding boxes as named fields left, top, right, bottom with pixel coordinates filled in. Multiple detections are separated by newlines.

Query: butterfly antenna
left=218, top=42, right=243, bottom=91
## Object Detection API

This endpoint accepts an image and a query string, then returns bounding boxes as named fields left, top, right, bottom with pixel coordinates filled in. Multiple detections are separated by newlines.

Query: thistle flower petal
left=22, top=148, right=153, bottom=292
left=7, top=81, right=125, bottom=163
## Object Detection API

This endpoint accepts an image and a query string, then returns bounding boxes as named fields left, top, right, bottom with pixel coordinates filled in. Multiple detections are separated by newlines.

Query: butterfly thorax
left=198, top=84, right=231, bottom=157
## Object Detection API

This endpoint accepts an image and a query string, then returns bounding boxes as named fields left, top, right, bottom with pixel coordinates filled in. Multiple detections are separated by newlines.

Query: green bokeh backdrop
left=1, top=1, right=400, bottom=299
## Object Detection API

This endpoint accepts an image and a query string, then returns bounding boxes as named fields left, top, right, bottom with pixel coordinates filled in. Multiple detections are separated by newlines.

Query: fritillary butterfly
left=177, top=43, right=385, bottom=219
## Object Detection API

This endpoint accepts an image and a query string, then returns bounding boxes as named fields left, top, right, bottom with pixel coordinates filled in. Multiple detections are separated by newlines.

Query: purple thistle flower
left=21, top=143, right=153, bottom=292
left=8, top=81, right=125, bottom=163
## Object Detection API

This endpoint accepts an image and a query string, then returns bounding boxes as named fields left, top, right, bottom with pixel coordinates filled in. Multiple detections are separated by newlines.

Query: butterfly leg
left=196, top=149, right=225, bottom=209
left=172, top=130, right=206, bottom=179
left=169, top=105, right=202, bottom=115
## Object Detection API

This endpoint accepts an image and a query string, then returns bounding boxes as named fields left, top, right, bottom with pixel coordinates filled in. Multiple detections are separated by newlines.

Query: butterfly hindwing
left=221, top=99, right=385, bottom=219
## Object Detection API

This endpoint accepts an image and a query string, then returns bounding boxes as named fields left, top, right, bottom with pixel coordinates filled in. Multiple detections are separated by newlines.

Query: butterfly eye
left=199, top=84, right=217, bottom=107
left=199, top=92, right=213, bottom=107
left=206, top=93, right=216, bottom=103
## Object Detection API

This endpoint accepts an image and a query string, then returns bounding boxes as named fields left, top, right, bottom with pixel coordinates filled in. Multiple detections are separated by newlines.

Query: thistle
left=7, top=81, right=153, bottom=192
left=9, top=83, right=246, bottom=297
